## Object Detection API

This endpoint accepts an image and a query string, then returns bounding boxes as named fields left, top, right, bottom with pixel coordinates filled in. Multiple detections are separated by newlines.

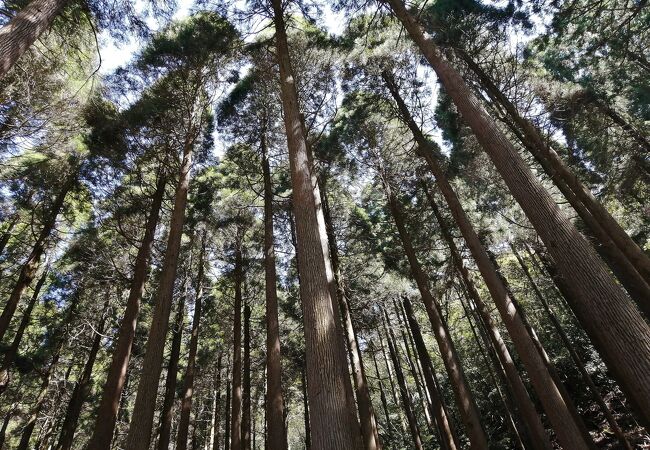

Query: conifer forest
left=0, top=0, right=650, bottom=448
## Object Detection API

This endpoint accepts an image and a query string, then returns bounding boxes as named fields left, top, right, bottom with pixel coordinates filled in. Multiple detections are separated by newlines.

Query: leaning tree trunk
left=386, top=0, right=650, bottom=426
left=242, top=302, right=251, bottom=450
left=176, top=233, right=207, bottom=450
left=157, top=288, right=187, bottom=450
left=271, top=1, right=358, bottom=448
left=0, top=0, right=69, bottom=78
left=379, top=169, right=488, bottom=450
left=125, top=139, right=193, bottom=450
left=0, top=266, right=48, bottom=392
left=321, top=179, right=382, bottom=450
left=424, top=186, right=551, bottom=450
left=89, top=174, right=166, bottom=450
left=401, top=296, right=460, bottom=450
left=0, top=173, right=75, bottom=342
left=382, top=311, right=424, bottom=450
left=231, top=234, right=244, bottom=450
left=261, top=131, right=287, bottom=450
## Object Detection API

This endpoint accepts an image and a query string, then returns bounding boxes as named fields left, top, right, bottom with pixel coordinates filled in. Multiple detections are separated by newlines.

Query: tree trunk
left=382, top=311, right=424, bottom=450
left=321, top=179, right=382, bottom=450
left=0, top=266, right=48, bottom=392
left=0, top=173, right=75, bottom=342
left=125, top=139, right=193, bottom=450
left=512, top=244, right=632, bottom=450
left=0, top=0, right=69, bottom=78
left=211, top=355, right=223, bottom=450
left=378, top=167, right=488, bottom=449
left=370, top=347, right=392, bottom=441
left=301, top=365, right=311, bottom=450
left=401, top=296, right=460, bottom=450
left=0, top=213, right=19, bottom=256
left=271, top=1, right=358, bottom=448
left=423, top=186, right=552, bottom=450
left=261, top=134, right=287, bottom=450
left=231, top=232, right=244, bottom=450
left=386, top=0, right=650, bottom=426
left=55, top=299, right=109, bottom=450
left=88, top=174, right=166, bottom=450
left=225, top=376, right=232, bottom=450
left=377, top=324, right=408, bottom=436
left=242, top=302, right=251, bottom=450
left=177, top=232, right=207, bottom=450
left=157, top=287, right=187, bottom=450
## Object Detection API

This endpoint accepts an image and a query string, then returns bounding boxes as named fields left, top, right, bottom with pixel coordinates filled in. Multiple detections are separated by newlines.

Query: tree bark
left=370, top=347, right=393, bottom=441
left=378, top=167, right=488, bottom=449
left=88, top=174, right=166, bottom=449
left=401, top=296, right=460, bottom=450
left=0, top=173, right=75, bottom=342
left=301, top=365, right=311, bottom=450
left=242, top=302, right=251, bottom=450
left=261, top=134, right=287, bottom=450
left=385, top=0, right=650, bottom=426
left=211, top=355, right=223, bottom=450
left=231, top=232, right=244, bottom=450
left=225, top=375, right=231, bottom=450
left=0, top=266, right=48, bottom=392
left=125, top=139, right=193, bottom=450
left=0, top=0, right=69, bottom=78
left=271, top=1, right=359, bottom=448
left=157, top=286, right=187, bottom=450
left=177, top=232, right=208, bottom=450
left=382, top=311, right=424, bottom=450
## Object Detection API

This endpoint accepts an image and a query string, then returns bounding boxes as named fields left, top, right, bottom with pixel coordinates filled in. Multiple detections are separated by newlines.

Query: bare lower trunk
left=301, top=366, right=311, bottom=450
left=379, top=168, right=487, bottom=449
left=125, top=141, right=193, bottom=450
left=211, top=355, right=223, bottom=450
left=231, top=235, right=244, bottom=450
left=261, top=133, right=287, bottom=450
left=89, top=174, right=166, bottom=449
left=0, top=0, right=69, bottom=78
left=157, top=290, right=187, bottom=450
left=271, top=1, right=358, bottom=447
left=177, top=233, right=207, bottom=450
left=242, top=303, right=251, bottom=450
left=386, top=0, right=650, bottom=426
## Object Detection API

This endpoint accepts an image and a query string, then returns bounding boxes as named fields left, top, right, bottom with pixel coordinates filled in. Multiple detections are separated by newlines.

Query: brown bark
left=0, top=266, right=48, bottom=392
left=377, top=320, right=408, bottom=436
left=210, top=354, right=223, bottom=450
left=261, top=135, right=287, bottom=450
left=0, top=0, right=69, bottom=78
left=225, top=374, right=231, bottom=450
left=55, top=299, right=110, bottom=450
left=271, top=1, right=358, bottom=447
left=382, top=64, right=597, bottom=448
left=401, top=296, right=460, bottom=450
left=0, top=173, right=74, bottom=342
left=370, top=347, right=393, bottom=440
left=231, top=232, right=244, bottom=450
left=242, top=302, right=251, bottom=450
left=382, top=311, right=424, bottom=450
left=512, top=244, right=632, bottom=450
left=125, top=139, right=193, bottom=450
left=321, top=179, right=382, bottom=450
left=378, top=167, right=488, bottom=449
left=386, top=0, right=650, bottom=427
left=157, top=285, right=187, bottom=450
left=176, top=232, right=207, bottom=450
left=301, top=365, right=311, bottom=450
left=423, top=187, right=552, bottom=450
left=88, top=174, right=166, bottom=449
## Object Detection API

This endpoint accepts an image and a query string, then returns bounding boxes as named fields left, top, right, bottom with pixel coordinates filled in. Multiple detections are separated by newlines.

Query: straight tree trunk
left=378, top=324, right=407, bottom=436
left=0, top=266, right=48, bottom=392
left=321, top=179, right=382, bottom=450
left=401, top=296, right=460, bottom=450
left=370, top=347, right=393, bottom=440
left=511, top=244, right=632, bottom=450
left=231, top=233, right=244, bottom=450
left=301, top=366, right=311, bottom=450
left=125, top=139, right=193, bottom=450
left=177, top=233, right=208, bottom=450
left=157, top=287, right=187, bottom=450
left=378, top=168, right=488, bottom=449
left=271, top=1, right=358, bottom=448
left=424, top=187, right=551, bottom=450
left=210, top=355, right=223, bottom=450
left=0, top=173, right=75, bottom=342
left=382, top=68, right=594, bottom=449
left=385, top=0, right=650, bottom=426
left=382, top=311, right=424, bottom=450
left=225, top=376, right=231, bottom=450
left=261, top=131, right=287, bottom=450
left=242, top=302, right=251, bottom=450
left=55, top=298, right=110, bottom=450
left=0, top=0, right=69, bottom=78
left=88, top=174, right=166, bottom=450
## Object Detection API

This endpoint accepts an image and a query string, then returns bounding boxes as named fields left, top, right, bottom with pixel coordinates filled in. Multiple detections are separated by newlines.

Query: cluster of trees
left=0, top=0, right=648, bottom=448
